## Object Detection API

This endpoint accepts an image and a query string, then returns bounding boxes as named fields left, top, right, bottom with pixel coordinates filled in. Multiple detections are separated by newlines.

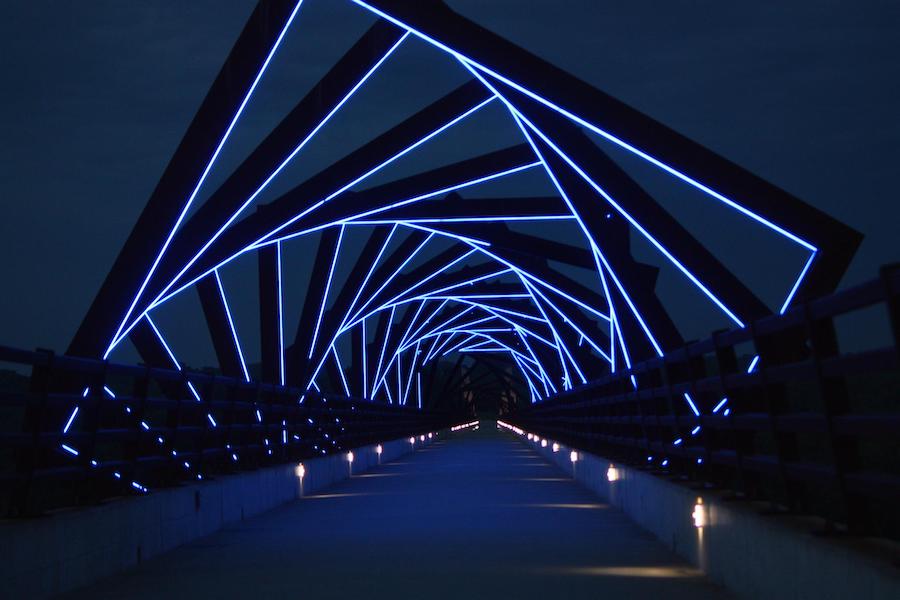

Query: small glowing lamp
left=295, top=463, right=305, bottom=479
left=420, top=435, right=426, bottom=442
left=541, top=439, right=547, bottom=448
left=552, top=442, right=560, bottom=453
left=347, top=451, right=354, bottom=463
left=428, top=433, right=433, bottom=439
left=409, top=437, right=415, bottom=444
left=692, top=498, right=706, bottom=528
left=606, top=464, right=620, bottom=482
left=375, top=444, right=383, bottom=455
left=570, top=450, right=578, bottom=463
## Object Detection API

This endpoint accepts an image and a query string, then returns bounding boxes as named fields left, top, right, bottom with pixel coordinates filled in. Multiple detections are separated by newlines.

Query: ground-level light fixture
left=409, top=437, right=415, bottom=445
left=570, top=450, right=579, bottom=463
left=606, top=464, right=620, bottom=482
left=692, top=497, right=707, bottom=528
left=527, top=433, right=534, bottom=441
left=295, top=463, right=305, bottom=479
left=346, top=451, right=354, bottom=463
left=552, top=443, right=560, bottom=453
left=375, top=444, right=383, bottom=455
left=541, top=439, right=547, bottom=448
left=420, top=434, right=426, bottom=442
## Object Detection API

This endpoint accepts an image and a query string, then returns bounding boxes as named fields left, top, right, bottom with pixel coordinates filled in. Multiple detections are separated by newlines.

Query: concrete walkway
left=63, top=427, right=732, bottom=599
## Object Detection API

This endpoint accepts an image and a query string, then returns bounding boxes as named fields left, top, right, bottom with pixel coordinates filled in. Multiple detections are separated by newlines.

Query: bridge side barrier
left=507, top=265, right=900, bottom=540
left=0, top=431, right=441, bottom=598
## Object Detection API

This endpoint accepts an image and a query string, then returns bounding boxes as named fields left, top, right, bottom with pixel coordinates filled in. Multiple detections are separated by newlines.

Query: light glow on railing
left=451, top=420, right=479, bottom=431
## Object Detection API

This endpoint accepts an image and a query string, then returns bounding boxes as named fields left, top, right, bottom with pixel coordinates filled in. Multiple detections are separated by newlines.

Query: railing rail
left=507, top=265, right=900, bottom=539
left=0, top=347, right=451, bottom=516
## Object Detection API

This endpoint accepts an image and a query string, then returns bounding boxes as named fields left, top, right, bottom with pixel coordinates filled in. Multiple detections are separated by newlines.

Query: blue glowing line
left=338, top=162, right=541, bottom=223
left=713, top=398, right=728, bottom=413
left=147, top=315, right=180, bottom=369
left=780, top=250, right=817, bottom=314
left=383, top=376, right=395, bottom=404
left=61, top=444, right=79, bottom=456
left=417, top=370, right=422, bottom=409
left=277, top=240, right=285, bottom=385
left=147, top=315, right=203, bottom=402
left=309, top=225, right=346, bottom=359
left=459, top=347, right=505, bottom=353
left=349, top=215, right=573, bottom=225
left=103, top=385, right=116, bottom=398
left=63, top=406, right=79, bottom=434
left=215, top=269, right=250, bottom=381
left=401, top=340, right=419, bottom=405
left=333, top=346, right=351, bottom=397
left=683, top=392, right=700, bottom=417
left=691, top=425, right=701, bottom=435
left=104, top=0, right=306, bottom=359
left=396, top=353, right=402, bottom=404
left=361, top=318, right=367, bottom=398
left=747, top=355, right=760, bottom=373
left=372, top=305, right=396, bottom=397
left=673, top=438, right=683, bottom=446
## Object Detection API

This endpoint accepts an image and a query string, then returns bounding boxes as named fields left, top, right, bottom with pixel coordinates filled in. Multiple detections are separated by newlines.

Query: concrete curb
left=513, top=426, right=900, bottom=600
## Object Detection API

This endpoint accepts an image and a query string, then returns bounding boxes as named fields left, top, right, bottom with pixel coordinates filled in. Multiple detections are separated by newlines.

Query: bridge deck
left=64, top=428, right=731, bottom=599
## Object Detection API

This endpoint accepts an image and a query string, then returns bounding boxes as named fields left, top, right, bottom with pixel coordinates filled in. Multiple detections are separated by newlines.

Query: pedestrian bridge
left=1, top=1, right=899, bottom=598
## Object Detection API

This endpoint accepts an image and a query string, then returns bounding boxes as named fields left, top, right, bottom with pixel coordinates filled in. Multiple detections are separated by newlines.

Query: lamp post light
left=376, top=444, right=383, bottom=464
left=346, top=451, right=354, bottom=476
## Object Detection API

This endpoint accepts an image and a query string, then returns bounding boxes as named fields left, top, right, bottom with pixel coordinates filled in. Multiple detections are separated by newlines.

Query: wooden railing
left=508, top=265, right=900, bottom=539
left=0, top=348, right=451, bottom=515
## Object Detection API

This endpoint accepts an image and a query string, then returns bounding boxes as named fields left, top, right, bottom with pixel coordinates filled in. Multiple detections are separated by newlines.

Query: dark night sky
left=1, top=0, right=898, bottom=360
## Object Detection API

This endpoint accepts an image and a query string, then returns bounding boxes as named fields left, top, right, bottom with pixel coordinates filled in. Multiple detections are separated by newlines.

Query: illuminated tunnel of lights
left=59, top=0, right=859, bottom=488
